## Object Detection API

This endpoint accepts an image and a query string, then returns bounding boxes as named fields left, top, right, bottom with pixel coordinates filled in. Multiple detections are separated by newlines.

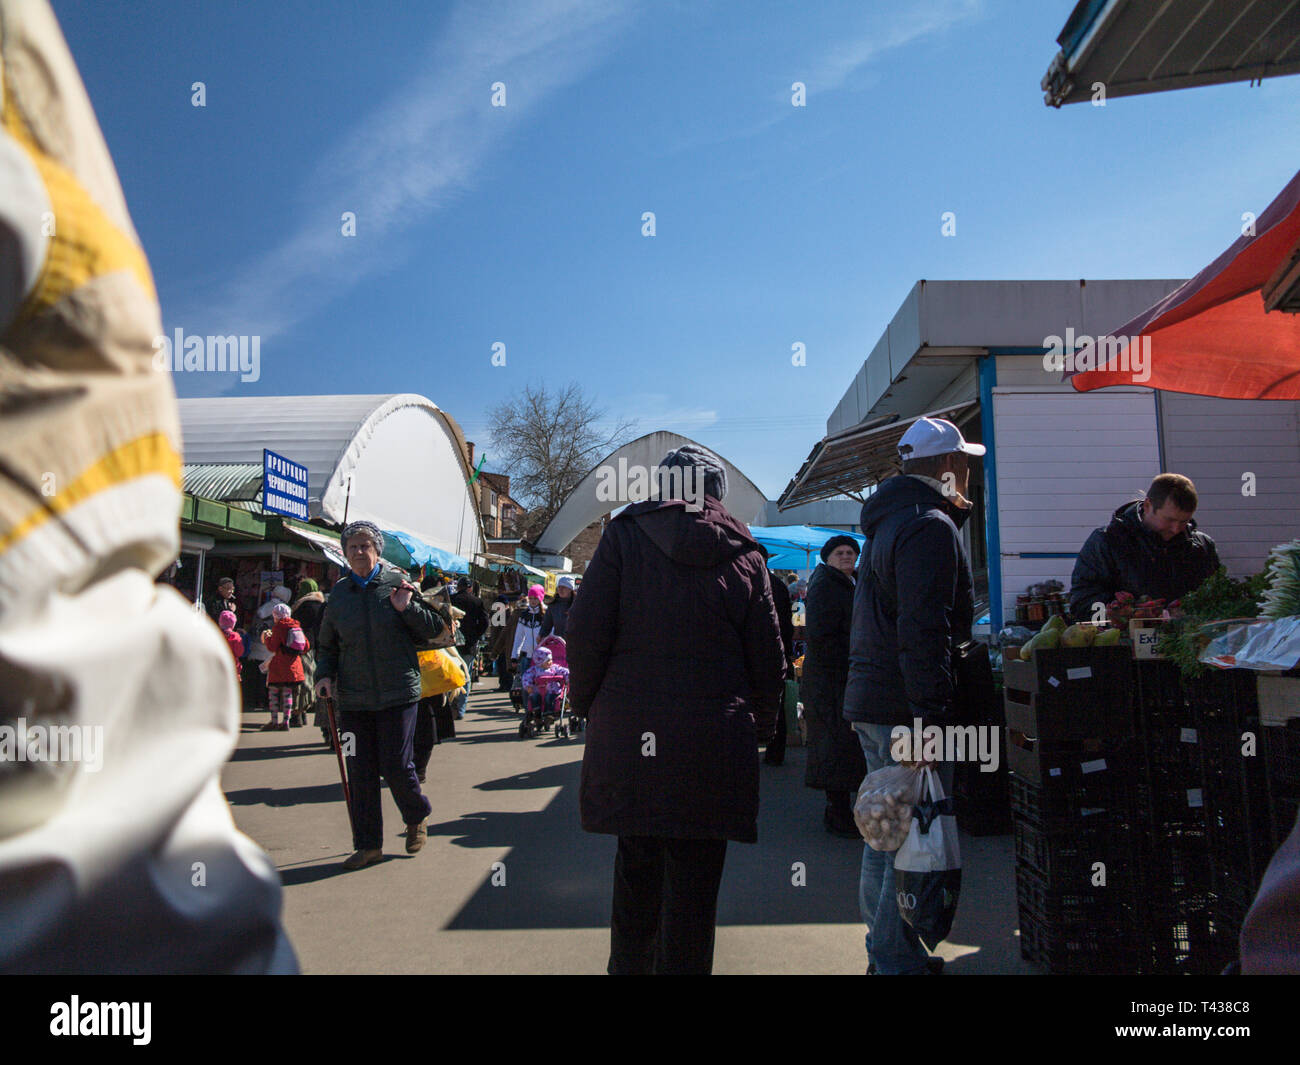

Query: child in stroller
left=518, top=645, right=570, bottom=739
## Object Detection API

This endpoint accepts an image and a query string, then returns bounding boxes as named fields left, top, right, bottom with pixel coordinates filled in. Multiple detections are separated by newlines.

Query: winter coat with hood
left=802, top=561, right=867, bottom=791
left=291, top=590, right=327, bottom=648
left=263, top=617, right=308, bottom=685
left=843, top=475, right=974, bottom=728
left=567, top=496, right=785, bottom=843
left=1068, top=499, right=1220, bottom=621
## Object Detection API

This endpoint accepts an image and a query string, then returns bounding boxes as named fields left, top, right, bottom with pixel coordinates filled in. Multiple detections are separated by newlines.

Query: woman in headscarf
left=802, top=534, right=867, bottom=838
left=568, top=445, right=785, bottom=974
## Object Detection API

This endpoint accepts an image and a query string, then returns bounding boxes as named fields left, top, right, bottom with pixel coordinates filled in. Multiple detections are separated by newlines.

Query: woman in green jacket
left=314, top=521, right=444, bottom=870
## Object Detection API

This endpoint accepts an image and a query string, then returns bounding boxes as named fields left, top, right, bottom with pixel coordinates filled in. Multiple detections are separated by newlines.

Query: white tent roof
left=178, top=394, right=483, bottom=559
left=532, top=431, right=769, bottom=555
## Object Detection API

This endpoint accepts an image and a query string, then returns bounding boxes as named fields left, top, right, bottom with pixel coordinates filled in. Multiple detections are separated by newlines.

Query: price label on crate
left=1080, top=758, right=1108, bottom=774
left=1180, top=727, right=1198, bottom=744
left=1047, top=676, right=1061, bottom=688
left=1187, top=788, right=1204, bottom=808
left=1066, top=666, right=1093, bottom=681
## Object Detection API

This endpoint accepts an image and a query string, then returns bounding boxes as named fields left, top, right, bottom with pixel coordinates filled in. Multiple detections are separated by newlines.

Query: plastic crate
left=1015, top=865, right=1141, bottom=974
left=1014, top=815, right=1139, bottom=887
left=1264, top=720, right=1300, bottom=849
left=1008, top=766, right=1131, bottom=830
left=1197, top=722, right=1274, bottom=928
left=1132, top=659, right=1188, bottom=720
left=1018, top=905, right=1141, bottom=974
left=1127, top=728, right=1207, bottom=829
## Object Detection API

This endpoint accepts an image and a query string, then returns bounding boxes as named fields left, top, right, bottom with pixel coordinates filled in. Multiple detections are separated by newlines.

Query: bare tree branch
left=487, top=382, right=637, bottom=541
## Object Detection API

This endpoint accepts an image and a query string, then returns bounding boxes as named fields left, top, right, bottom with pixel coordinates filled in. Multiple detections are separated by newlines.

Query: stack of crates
left=1129, top=662, right=1276, bottom=973
left=1259, top=675, right=1300, bottom=853
left=1004, top=646, right=1140, bottom=973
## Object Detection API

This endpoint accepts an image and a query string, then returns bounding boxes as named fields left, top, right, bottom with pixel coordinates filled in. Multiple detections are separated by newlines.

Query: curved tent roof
left=178, top=394, right=483, bottom=559
left=532, top=430, right=769, bottom=555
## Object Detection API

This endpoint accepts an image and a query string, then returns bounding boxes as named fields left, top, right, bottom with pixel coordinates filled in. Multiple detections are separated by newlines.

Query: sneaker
left=341, top=848, right=383, bottom=871
left=260, top=721, right=279, bottom=732
left=405, top=821, right=427, bottom=854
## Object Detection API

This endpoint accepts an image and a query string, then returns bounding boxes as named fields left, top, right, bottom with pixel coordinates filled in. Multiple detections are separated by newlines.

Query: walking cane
left=324, top=695, right=356, bottom=837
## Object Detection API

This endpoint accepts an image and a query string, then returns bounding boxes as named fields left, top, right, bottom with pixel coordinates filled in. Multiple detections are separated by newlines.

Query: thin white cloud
left=664, top=0, right=983, bottom=156
left=815, top=0, right=982, bottom=94
left=175, top=0, right=639, bottom=342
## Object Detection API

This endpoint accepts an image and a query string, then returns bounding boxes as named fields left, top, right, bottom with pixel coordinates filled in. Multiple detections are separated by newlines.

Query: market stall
left=999, top=549, right=1300, bottom=973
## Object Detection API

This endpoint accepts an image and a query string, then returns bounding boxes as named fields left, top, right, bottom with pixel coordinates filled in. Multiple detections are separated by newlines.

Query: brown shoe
left=341, top=848, right=383, bottom=871
left=405, top=821, right=427, bottom=854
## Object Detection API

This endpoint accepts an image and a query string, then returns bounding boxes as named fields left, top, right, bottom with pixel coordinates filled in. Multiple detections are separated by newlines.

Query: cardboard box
left=1130, top=619, right=1165, bottom=659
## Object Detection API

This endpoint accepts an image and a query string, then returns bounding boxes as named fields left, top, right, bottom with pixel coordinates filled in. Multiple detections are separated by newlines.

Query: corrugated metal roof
left=183, top=463, right=262, bottom=502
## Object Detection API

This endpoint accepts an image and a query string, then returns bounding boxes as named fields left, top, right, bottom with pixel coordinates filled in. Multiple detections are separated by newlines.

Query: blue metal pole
left=977, top=354, right=1003, bottom=633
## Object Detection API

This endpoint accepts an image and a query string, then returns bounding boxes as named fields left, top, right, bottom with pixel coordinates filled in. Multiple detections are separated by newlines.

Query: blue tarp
left=747, top=525, right=865, bottom=570
left=381, top=529, right=471, bottom=574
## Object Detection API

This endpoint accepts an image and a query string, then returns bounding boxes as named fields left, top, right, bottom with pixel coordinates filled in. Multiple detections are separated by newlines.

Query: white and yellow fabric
left=0, top=0, right=295, bottom=972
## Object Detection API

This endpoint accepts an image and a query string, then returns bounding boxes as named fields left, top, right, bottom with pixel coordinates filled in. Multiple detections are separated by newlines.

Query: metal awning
left=283, top=523, right=348, bottom=568
left=1043, top=0, right=1300, bottom=107
left=777, top=402, right=978, bottom=511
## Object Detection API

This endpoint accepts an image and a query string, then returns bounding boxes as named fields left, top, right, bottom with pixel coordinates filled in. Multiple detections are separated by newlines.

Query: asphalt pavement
left=222, top=679, right=1034, bottom=974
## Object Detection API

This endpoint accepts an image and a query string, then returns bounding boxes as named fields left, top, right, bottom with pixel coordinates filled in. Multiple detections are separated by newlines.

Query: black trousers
left=608, top=836, right=728, bottom=975
left=339, top=702, right=430, bottom=851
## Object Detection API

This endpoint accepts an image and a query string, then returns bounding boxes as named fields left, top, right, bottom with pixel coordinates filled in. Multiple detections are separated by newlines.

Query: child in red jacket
left=262, top=603, right=308, bottom=731
left=218, top=610, right=244, bottom=680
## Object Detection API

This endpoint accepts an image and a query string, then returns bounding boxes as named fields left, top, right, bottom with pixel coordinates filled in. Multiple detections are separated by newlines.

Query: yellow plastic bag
left=418, top=649, right=467, bottom=698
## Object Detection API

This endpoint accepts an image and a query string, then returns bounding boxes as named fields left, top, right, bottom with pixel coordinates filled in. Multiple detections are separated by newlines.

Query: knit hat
left=533, top=646, right=552, bottom=665
left=659, top=444, right=728, bottom=501
left=820, top=534, right=861, bottom=563
left=528, top=584, right=545, bottom=600
left=340, top=520, right=384, bottom=554
left=297, top=578, right=318, bottom=594
left=271, top=602, right=292, bottom=620
left=557, top=576, right=575, bottom=591
left=218, top=610, right=237, bottom=631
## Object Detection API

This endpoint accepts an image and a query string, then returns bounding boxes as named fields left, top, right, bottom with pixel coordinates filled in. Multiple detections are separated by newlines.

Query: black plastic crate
left=1128, top=728, right=1207, bottom=829
left=1009, top=766, right=1131, bottom=831
left=1198, top=722, right=1274, bottom=927
left=1137, top=902, right=1219, bottom=975
left=1014, top=816, right=1139, bottom=887
left=1133, top=826, right=1213, bottom=901
left=1018, top=905, right=1141, bottom=974
left=1133, top=659, right=1188, bottom=720
left=1264, top=721, right=1300, bottom=849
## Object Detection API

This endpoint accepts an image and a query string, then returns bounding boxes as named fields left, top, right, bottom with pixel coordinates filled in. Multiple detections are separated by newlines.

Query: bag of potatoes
left=854, top=764, right=925, bottom=851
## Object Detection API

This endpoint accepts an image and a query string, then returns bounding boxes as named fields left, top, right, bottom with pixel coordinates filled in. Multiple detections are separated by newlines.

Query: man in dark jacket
left=843, top=417, right=980, bottom=975
left=314, top=521, right=444, bottom=871
left=1069, top=473, right=1220, bottom=621
left=205, top=576, right=238, bottom=623
left=568, top=444, right=785, bottom=975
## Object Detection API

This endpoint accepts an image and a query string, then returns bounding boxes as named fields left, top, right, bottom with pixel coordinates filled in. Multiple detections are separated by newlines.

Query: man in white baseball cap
left=841, top=414, right=984, bottom=974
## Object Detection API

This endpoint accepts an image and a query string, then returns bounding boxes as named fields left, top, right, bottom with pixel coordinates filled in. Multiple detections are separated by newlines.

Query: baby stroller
left=517, top=642, right=574, bottom=740
left=539, top=635, right=582, bottom=737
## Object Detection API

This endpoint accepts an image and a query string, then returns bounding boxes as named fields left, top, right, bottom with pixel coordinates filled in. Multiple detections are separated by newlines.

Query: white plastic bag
left=894, top=767, right=962, bottom=950
left=854, top=764, right=924, bottom=851
left=1200, top=617, right=1300, bottom=672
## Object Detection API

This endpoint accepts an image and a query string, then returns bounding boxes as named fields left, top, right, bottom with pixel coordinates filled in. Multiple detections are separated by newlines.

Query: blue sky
left=53, top=0, right=1300, bottom=499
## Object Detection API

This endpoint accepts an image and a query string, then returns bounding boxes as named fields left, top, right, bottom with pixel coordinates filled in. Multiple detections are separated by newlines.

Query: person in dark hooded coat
left=567, top=444, right=785, bottom=975
left=802, top=534, right=867, bottom=836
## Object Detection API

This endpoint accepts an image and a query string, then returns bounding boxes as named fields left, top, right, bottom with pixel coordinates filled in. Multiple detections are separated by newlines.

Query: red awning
left=1068, top=169, right=1300, bottom=399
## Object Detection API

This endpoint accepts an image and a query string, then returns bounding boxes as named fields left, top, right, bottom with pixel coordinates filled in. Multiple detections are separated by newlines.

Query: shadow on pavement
left=226, top=783, right=346, bottom=807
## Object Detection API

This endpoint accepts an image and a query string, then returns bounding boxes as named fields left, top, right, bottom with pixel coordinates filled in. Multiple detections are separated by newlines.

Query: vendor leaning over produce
left=1068, top=473, right=1221, bottom=622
